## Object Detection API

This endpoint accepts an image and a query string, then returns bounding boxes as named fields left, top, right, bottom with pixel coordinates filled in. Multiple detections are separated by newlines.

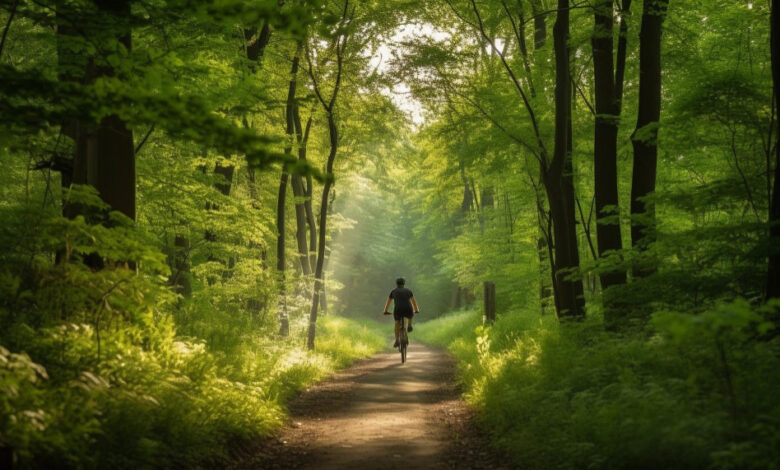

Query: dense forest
left=1, top=0, right=779, bottom=468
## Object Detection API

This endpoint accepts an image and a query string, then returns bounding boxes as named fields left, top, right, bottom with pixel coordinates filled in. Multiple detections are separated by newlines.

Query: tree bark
left=630, top=0, right=669, bottom=277
left=592, top=0, right=628, bottom=293
left=285, top=48, right=312, bottom=276
left=530, top=0, right=547, bottom=51
left=767, top=0, right=780, bottom=299
left=245, top=20, right=272, bottom=65
left=69, top=1, right=135, bottom=223
left=307, top=114, right=338, bottom=350
left=544, top=0, right=585, bottom=318
left=293, top=109, right=316, bottom=271
left=276, top=170, right=289, bottom=288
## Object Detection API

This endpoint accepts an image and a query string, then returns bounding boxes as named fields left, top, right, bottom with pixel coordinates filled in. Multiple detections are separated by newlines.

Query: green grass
left=417, top=302, right=780, bottom=470
left=0, top=314, right=385, bottom=469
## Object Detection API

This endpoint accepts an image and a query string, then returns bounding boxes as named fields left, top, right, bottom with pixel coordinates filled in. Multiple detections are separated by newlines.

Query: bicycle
left=398, top=317, right=409, bottom=364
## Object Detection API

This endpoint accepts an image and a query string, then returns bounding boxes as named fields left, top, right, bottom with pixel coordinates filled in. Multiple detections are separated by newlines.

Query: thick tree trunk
left=244, top=20, right=272, bottom=65
left=630, top=0, right=668, bottom=277
left=767, top=0, right=780, bottom=299
left=70, top=1, right=135, bottom=223
left=592, top=0, right=627, bottom=293
left=545, top=0, right=585, bottom=318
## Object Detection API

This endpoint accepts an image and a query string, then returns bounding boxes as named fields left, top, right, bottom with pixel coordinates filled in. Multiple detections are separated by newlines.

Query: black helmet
left=396, top=277, right=405, bottom=286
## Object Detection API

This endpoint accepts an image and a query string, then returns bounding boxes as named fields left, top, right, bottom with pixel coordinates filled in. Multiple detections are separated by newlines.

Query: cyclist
left=382, top=277, right=420, bottom=348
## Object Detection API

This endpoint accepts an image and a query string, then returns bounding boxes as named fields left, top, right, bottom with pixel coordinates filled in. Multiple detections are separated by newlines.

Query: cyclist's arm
left=411, top=296, right=420, bottom=313
left=383, top=297, right=392, bottom=314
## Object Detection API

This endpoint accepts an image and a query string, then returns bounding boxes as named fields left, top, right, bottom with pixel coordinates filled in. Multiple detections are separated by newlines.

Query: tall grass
left=417, top=302, right=780, bottom=470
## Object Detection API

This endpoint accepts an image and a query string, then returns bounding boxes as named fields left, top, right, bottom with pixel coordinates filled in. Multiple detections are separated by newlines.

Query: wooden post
left=483, top=281, right=496, bottom=324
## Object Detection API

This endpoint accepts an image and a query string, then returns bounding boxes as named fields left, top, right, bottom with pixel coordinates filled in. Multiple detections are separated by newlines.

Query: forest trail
left=229, top=343, right=510, bottom=470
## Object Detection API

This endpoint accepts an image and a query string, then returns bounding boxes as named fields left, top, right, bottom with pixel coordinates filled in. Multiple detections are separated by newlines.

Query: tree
left=630, top=0, right=670, bottom=277
left=768, top=0, right=780, bottom=299
left=544, top=0, right=584, bottom=318
left=592, top=0, right=630, bottom=294
left=306, top=0, right=353, bottom=349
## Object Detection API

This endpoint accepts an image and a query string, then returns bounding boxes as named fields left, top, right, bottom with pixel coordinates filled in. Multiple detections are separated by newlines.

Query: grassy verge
left=0, top=314, right=384, bottom=469
left=417, top=303, right=780, bottom=470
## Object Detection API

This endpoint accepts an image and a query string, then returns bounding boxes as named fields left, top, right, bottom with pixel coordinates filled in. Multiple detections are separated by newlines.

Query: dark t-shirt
left=389, top=287, right=414, bottom=315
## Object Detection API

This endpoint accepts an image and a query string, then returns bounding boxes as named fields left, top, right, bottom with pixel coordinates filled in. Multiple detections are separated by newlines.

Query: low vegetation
left=418, top=306, right=780, bottom=470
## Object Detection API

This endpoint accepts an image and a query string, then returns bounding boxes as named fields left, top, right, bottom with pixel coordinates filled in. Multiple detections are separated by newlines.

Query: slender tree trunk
left=276, top=169, right=289, bottom=311
left=630, top=0, right=669, bottom=277
left=307, top=115, right=338, bottom=350
left=615, top=0, right=632, bottom=112
left=307, top=5, right=350, bottom=348
left=544, top=0, right=585, bottom=318
left=169, top=233, right=192, bottom=296
left=285, top=48, right=312, bottom=276
left=530, top=0, right=547, bottom=51
left=305, top=173, right=318, bottom=269
left=592, top=0, right=628, bottom=295
left=293, top=109, right=316, bottom=269
left=766, top=0, right=780, bottom=299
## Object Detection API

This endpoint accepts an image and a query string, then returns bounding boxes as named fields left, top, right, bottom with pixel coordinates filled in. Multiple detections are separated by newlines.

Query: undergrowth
left=418, top=304, right=780, bottom=470
left=0, top=192, right=386, bottom=469
left=0, top=315, right=384, bottom=469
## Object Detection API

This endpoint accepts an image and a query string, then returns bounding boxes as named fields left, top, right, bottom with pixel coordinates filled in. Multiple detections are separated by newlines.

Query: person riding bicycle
left=382, top=277, right=420, bottom=348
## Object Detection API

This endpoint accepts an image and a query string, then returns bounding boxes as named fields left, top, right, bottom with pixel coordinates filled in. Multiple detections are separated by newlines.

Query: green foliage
left=418, top=303, right=780, bottom=470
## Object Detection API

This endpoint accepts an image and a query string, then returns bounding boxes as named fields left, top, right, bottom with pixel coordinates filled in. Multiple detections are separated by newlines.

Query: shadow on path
left=228, top=343, right=512, bottom=470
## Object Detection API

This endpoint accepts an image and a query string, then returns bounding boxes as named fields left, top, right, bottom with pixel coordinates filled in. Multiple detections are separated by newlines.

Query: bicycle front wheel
left=400, top=342, right=407, bottom=363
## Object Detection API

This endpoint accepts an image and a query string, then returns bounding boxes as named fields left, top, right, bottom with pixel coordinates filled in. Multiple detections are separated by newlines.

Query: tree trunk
left=630, top=0, right=669, bottom=277
left=285, top=48, right=312, bottom=276
left=244, top=20, right=272, bottom=65
left=592, top=0, right=627, bottom=293
left=766, top=0, right=780, bottom=299
left=530, top=0, right=547, bottom=51
left=615, top=0, right=633, bottom=112
left=306, top=8, right=350, bottom=348
left=276, top=170, right=289, bottom=326
left=307, top=114, right=338, bottom=350
left=305, top=173, right=318, bottom=270
left=545, top=0, right=585, bottom=318
left=169, top=233, right=192, bottom=296
left=70, top=1, right=135, bottom=224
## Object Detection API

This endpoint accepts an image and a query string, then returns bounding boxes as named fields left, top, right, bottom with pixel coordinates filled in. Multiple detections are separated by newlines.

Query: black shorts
left=394, top=311, right=414, bottom=321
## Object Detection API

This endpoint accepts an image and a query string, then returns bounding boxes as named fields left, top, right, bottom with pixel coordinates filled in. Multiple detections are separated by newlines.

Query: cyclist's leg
left=394, top=319, right=401, bottom=341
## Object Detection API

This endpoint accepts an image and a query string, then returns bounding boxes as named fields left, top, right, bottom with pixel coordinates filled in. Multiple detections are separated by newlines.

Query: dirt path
left=229, top=343, right=512, bottom=470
